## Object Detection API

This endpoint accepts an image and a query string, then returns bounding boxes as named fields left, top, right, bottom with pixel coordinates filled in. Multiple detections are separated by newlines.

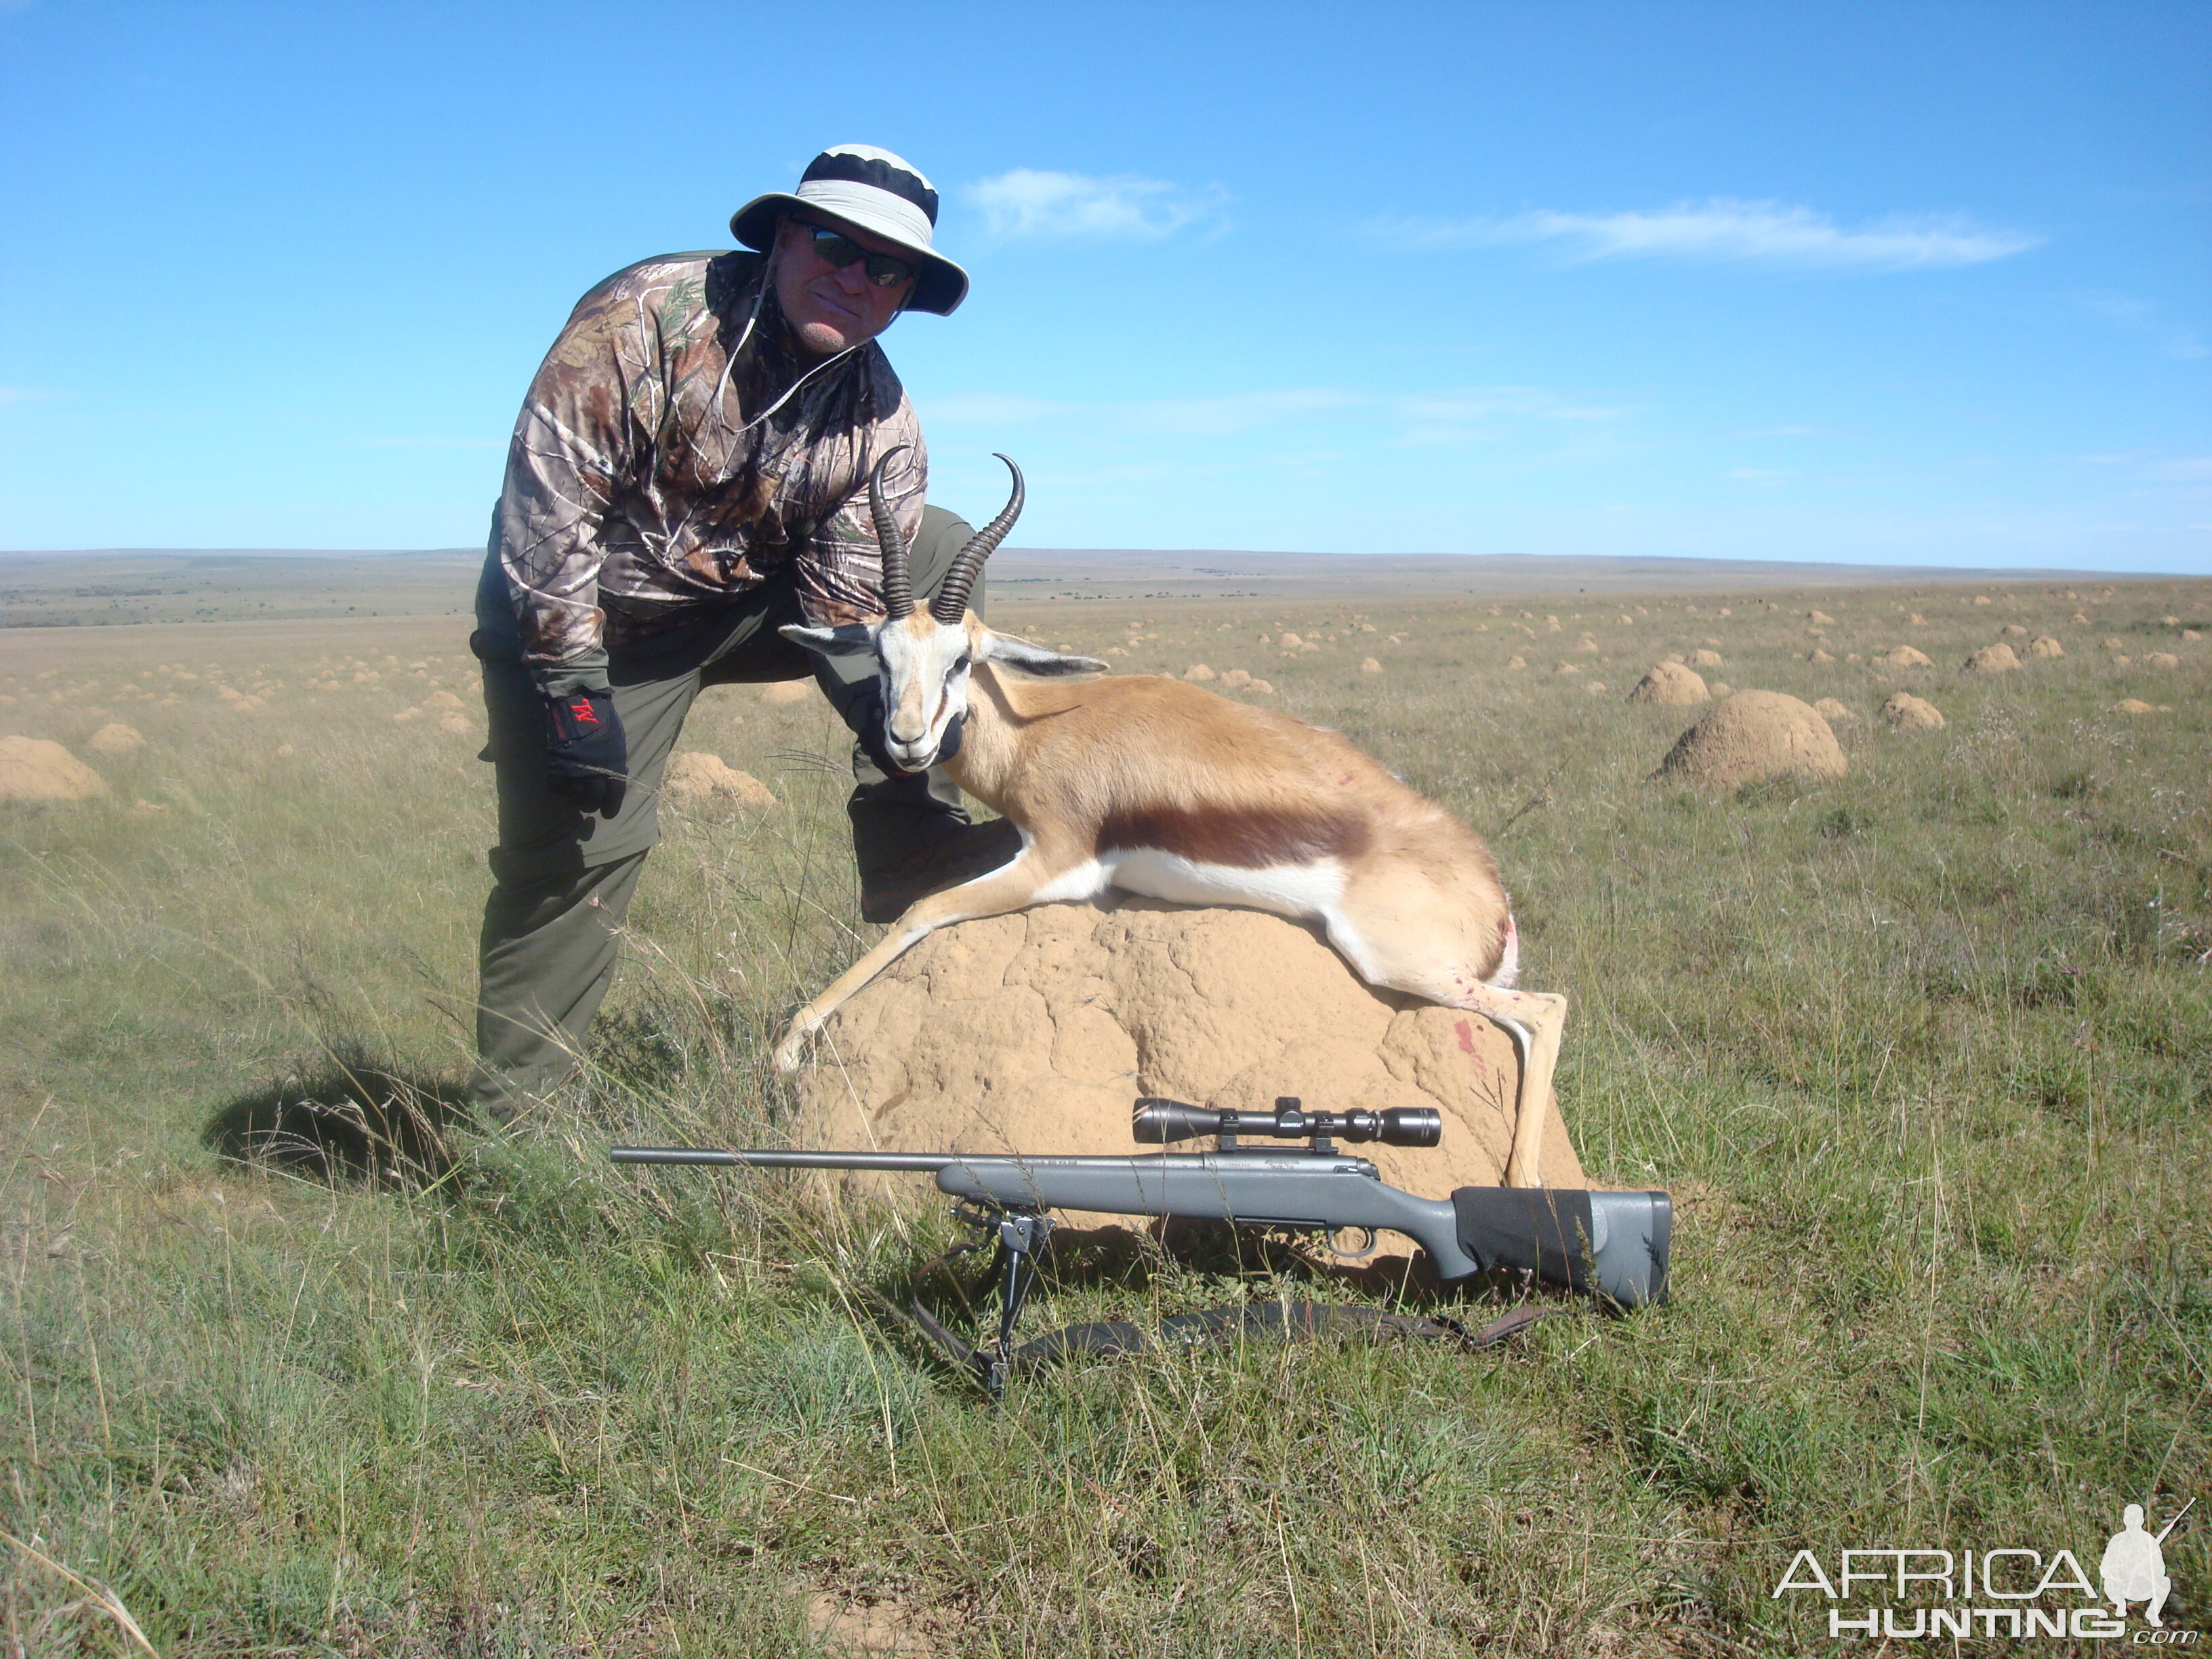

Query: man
left=468, top=144, right=1018, bottom=1118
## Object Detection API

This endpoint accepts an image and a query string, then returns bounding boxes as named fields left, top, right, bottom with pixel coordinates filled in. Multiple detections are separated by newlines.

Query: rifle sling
left=1009, top=1300, right=1557, bottom=1366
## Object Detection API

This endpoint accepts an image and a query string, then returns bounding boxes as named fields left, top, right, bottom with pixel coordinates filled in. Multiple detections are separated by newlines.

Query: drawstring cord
left=712, top=234, right=901, bottom=438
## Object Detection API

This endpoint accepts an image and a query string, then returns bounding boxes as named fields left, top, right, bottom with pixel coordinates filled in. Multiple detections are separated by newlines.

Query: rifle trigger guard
left=1324, top=1225, right=1381, bottom=1262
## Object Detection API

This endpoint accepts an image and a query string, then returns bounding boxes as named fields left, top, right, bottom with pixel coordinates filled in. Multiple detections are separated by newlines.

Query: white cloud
left=1130, top=388, right=1361, bottom=436
left=2072, top=451, right=2212, bottom=483
left=928, top=383, right=1622, bottom=449
left=926, top=392, right=1077, bottom=426
left=933, top=386, right=1350, bottom=435
left=2086, top=295, right=2209, bottom=361
left=355, top=436, right=505, bottom=449
left=962, top=169, right=1229, bottom=241
left=1398, top=198, right=2040, bottom=270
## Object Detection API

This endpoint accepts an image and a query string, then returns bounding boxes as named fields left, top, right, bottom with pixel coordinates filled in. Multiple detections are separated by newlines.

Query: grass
left=2, top=576, right=2208, bottom=1654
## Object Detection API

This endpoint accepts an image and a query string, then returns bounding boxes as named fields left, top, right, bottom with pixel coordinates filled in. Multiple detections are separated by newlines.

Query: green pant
left=468, top=507, right=979, bottom=1116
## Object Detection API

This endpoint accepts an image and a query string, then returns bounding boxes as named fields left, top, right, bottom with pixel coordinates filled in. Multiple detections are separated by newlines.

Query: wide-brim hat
left=731, top=144, right=968, bottom=317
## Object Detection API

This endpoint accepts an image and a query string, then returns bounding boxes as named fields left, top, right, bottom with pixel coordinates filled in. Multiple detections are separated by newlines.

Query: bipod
left=976, top=1205, right=1055, bottom=1399
left=870, top=1202, right=1057, bottom=1401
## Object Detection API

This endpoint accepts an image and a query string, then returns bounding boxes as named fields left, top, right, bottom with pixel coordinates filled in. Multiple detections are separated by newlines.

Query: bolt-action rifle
left=613, top=1097, right=1671, bottom=1396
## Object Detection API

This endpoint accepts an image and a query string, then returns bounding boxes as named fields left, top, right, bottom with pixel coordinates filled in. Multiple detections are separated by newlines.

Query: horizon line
left=0, top=545, right=2198, bottom=580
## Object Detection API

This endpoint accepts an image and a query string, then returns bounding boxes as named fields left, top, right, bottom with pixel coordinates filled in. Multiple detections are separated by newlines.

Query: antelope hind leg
left=1456, top=986, right=1567, bottom=1187
left=1319, top=905, right=1568, bottom=1189
left=772, top=848, right=1092, bottom=1073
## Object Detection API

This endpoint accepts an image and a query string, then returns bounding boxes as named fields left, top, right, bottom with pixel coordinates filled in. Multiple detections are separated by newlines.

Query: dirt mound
left=2026, top=636, right=2064, bottom=658
left=2145, top=652, right=2182, bottom=670
left=786, top=901, right=1587, bottom=1226
left=1878, top=646, right=1933, bottom=670
left=1625, top=661, right=1709, bottom=705
left=2110, top=699, right=2168, bottom=716
left=1883, top=693, right=1946, bottom=729
left=1813, top=697, right=1857, bottom=722
left=1652, top=691, right=1845, bottom=789
left=759, top=680, right=813, bottom=705
left=437, top=712, right=472, bottom=735
left=1999, top=623, right=2027, bottom=638
left=425, top=689, right=466, bottom=710
left=1182, top=663, right=1216, bottom=682
left=0, top=736, right=110, bottom=803
left=663, top=752, right=776, bottom=808
left=1963, top=644, right=2021, bottom=674
left=1359, top=657, right=1382, bottom=674
left=1807, top=648, right=1834, bottom=663
left=85, top=722, right=146, bottom=755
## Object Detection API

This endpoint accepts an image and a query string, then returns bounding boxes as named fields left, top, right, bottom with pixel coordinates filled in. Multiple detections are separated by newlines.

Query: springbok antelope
left=777, top=451, right=1567, bottom=1187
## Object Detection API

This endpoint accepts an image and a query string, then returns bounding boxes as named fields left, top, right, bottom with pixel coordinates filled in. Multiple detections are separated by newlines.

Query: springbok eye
left=947, top=656, right=970, bottom=679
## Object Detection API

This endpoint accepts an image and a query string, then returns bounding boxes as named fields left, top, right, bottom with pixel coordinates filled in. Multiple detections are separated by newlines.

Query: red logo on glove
left=569, top=699, right=598, bottom=725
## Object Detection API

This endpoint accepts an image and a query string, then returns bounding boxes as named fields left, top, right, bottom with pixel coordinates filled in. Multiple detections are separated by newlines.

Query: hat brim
left=731, top=190, right=968, bottom=316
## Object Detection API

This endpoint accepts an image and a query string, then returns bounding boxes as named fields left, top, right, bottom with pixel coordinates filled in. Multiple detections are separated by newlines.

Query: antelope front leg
left=772, top=846, right=1090, bottom=1073
left=1456, top=986, right=1568, bottom=1189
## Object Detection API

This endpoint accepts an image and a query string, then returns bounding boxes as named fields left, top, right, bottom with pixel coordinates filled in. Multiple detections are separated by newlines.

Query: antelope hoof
left=773, top=1021, right=813, bottom=1076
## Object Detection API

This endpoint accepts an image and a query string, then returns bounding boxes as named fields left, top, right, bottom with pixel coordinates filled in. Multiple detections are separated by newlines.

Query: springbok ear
left=981, top=632, right=1109, bottom=678
left=779, top=623, right=876, bottom=658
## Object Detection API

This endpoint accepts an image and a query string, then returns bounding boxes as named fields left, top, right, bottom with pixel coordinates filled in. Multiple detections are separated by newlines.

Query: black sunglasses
left=792, top=220, right=917, bottom=289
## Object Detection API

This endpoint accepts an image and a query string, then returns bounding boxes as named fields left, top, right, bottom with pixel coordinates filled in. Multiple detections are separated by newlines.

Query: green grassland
left=2, top=571, right=2208, bottom=1656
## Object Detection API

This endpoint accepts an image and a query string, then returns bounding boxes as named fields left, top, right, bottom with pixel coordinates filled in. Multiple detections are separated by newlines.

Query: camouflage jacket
left=493, top=250, right=925, bottom=693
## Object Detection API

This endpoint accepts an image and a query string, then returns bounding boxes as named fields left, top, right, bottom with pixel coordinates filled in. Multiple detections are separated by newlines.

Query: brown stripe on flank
left=1098, top=804, right=1373, bottom=867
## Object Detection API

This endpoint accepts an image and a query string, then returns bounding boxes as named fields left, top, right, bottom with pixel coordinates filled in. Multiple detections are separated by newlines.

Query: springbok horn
left=930, top=453, right=1024, bottom=623
left=869, top=445, right=914, bottom=620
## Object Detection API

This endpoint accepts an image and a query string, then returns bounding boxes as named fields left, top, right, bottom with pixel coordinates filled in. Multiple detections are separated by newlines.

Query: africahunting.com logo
left=1773, top=1498, right=2196, bottom=1642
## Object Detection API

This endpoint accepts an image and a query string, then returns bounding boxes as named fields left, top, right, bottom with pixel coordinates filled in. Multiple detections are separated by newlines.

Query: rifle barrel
left=610, top=1147, right=960, bottom=1171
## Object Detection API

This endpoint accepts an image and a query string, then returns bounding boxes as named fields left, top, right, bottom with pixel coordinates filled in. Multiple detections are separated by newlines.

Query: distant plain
left=2, top=550, right=2207, bottom=1654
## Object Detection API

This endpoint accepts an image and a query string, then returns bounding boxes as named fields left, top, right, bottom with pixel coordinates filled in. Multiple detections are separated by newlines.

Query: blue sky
left=1, top=1, right=2206, bottom=571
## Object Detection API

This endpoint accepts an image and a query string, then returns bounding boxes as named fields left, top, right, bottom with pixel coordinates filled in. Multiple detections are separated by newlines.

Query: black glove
left=542, top=689, right=628, bottom=815
left=847, top=682, right=961, bottom=776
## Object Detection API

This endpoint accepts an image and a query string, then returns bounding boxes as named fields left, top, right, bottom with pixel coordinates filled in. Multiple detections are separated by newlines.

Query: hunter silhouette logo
left=2104, top=1500, right=2190, bottom=1629
left=1771, top=1496, right=2198, bottom=1641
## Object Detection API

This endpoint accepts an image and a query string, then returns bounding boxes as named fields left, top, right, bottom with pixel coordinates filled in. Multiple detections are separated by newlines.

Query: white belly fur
left=1031, top=858, right=1109, bottom=904
left=1105, top=850, right=1346, bottom=918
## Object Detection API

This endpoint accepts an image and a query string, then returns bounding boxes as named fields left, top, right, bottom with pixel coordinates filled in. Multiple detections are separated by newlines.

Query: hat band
left=802, top=149, right=939, bottom=222
left=788, top=180, right=936, bottom=255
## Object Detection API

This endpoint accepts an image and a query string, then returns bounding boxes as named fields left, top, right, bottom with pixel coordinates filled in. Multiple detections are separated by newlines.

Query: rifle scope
left=1132, top=1097, right=1442, bottom=1149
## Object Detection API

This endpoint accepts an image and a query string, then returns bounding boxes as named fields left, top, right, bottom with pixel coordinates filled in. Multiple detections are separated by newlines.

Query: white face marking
left=1103, top=851, right=1346, bottom=918
left=874, top=615, right=975, bottom=773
